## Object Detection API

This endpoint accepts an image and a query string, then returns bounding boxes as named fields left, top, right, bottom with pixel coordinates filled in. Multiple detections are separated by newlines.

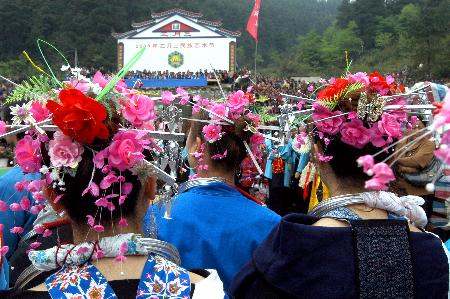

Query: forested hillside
left=0, top=0, right=448, bottom=80
left=0, top=0, right=340, bottom=76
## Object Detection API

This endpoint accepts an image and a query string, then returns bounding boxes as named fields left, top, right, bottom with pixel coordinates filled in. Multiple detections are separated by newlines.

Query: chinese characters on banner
left=135, top=42, right=216, bottom=49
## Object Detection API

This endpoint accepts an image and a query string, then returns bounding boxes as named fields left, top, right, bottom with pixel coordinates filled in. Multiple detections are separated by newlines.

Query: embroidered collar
left=29, top=233, right=180, bottom=271
left=308, top=191, right=427, bottom=228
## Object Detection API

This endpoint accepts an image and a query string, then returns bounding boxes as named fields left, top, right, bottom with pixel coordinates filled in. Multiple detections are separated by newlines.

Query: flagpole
left=254, top=41, right=258, bottom=77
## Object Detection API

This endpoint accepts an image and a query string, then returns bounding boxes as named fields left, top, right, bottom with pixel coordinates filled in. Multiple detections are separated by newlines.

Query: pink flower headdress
left=304, top=71, right=442, bottom=191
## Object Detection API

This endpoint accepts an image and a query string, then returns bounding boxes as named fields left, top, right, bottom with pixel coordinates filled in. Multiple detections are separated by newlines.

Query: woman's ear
left=143, top=176, right=157, bottom=206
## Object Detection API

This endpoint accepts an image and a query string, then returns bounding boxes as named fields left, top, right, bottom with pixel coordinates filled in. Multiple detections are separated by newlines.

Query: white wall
left=119, top=37, right=235, bottom=72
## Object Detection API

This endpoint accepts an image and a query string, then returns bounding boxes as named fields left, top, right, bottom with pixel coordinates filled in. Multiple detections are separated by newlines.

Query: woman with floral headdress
left=230, top=72, right=450, bottom=298
left=145, top=90, right=281, bottom=290
left=0, top=71, right=224, bottom=298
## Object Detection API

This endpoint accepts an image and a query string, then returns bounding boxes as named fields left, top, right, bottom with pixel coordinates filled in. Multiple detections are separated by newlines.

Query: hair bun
left=234, top=116, right=253, bottom=142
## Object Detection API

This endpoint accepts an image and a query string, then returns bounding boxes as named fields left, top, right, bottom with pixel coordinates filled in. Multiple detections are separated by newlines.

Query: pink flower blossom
left=49, top=131, right=84, bottom=168
left=378, top=113, right=402, bottom=139
left=176, top=87, right=189, bottom=105
left=357, top=155, right=375, bottom=173
left=210, top=103, right=228, bottom=120
left=297, top=101, right=305, bottom=111
left=30, top=102, right=50, bottom=122
left=369, top=125, right=387, bottom=147
left=15, top=135, right=41, bottom=173
left=294, top=132, right=307, bottom=148
left=347, top=72, right=369, bottom=86
left=312, top=103, right=344, bottom=135
left=0, top=121, right=6, bottom=135
left=93, top=71, right=109, bottom=88
left=340, top=119, right=371, bottom=149
left=77, top=247, right=89, bottom=255
left=202, top=125, right=223, bottom=143
left=246, top=112, right=261, bottom=127
left=68, top=79, right=90, bottom=93
left=161, top=91, right=174, bottom=105
left=250, top=133, right=265, bottom=146
left=347, top=112, right=358, bottom=120
left=307, top=84, right=315, bottom=92
left=121, top=94, right=155, bottom=127
left=20, top=197, right=31, bottom=210
left=227, top=90, right=249, bottom=114
left=15, top=181, right=28, bottom=192
left=435, top=146, right=450, bottom=165
left=30, top=204, right=43, bottom=215
left=365, top=162, right=395, bottom=191
left=26, top=180, right=45, bottom=193
left=106, top=131, right=149, bottom=171
left=34, top=225, right=45, bottom=234
left=386, top=75, right=395, bottom=85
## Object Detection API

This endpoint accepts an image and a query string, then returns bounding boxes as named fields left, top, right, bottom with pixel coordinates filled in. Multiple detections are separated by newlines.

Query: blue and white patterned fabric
left=264, top=139, right=275, bottom=179
left=45, top=254, right=191, bottom=299
left=137, top=254, right=191, bottom=298
left=46, top=264, right=116, bottom=298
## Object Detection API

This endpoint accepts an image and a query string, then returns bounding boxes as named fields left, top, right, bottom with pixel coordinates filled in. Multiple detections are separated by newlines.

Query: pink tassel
left=20, top=197, right=31, bottom=210
left=0, top=200, right=7, bottom=212
left=10, top=226, right=24, bottom=234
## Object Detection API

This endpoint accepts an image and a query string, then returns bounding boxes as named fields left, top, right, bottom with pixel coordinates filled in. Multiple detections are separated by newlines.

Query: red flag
left=246, top=0, right=261, bottom=41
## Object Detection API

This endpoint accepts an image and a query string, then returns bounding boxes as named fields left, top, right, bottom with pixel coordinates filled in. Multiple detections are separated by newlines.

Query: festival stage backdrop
left=114, top=9, right=239, bottom=73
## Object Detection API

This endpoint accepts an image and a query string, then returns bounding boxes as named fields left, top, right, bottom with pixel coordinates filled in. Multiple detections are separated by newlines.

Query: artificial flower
left=47, top=89, right=109, bottom=144
left=121, top=93, right=155, bottom=127
left=312, top=103, right=345, bottom=135
left=357, top=155, right=374, bottom=173
left=210, top=103, right=228, bottom=121
left=316, top=153, right=333, bottom=162
left=100, top=172, right=118, bottom=189
left=30, top=102, right=50, bottom=122
left=202, top=125, right=223, bottom=143
left=48, top=131, right=84, bottom=168
left=316, top=78, right=349, bottom=108
left=340, top=119, right=371, bottom=149
left=227, top=90, right=249, bottom=114
left=0, top=121, right=6, bottom=135
left=364, top=162, right=395, bottom=191
left=347, top=72, right=369, bottom=86
left=106, top=130, right=149, bottom=171
left=435, top=146, right=450, bottom=165
left=15, top=135, right=42, bottom=173
left=161, top=91, right=174, bottom=106
left=377, top=113, right=403, bottom=139
left=368, top=71, right=390, bottom=96
left=10, top=102, right=34, bottom=125
left=176, top=87, right=189, bottom=105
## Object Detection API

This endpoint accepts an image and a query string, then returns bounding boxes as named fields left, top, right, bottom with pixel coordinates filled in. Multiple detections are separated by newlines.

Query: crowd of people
left=0, top=64, right=449, bottom=298
left=125, top=69, right=235, bottom=83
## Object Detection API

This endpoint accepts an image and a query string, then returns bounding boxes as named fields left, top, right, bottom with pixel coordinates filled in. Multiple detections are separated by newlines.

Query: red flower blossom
left=317, top=78, right=349, bottom=106
left=368, top=71, right=390, bottom=96
left=47, top=89, right=109, bottom=144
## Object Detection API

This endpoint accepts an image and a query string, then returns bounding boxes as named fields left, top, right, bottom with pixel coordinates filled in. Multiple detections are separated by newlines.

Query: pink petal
left=29, top=242, right=41, bottom=250
left=118, top=218, right=128, bottom=227
left=86, top=215, right=95, bottom=227
left=93, top=225, right=105, bottom=233
left=122, top=183, right=133, bottom=195
left=0, top=200, right=7, bottom=212
left=43, top=229, right=52, bottom=238
left=34, top=225, right=45, bottom=234
left=0, top=246, right=9, bottom=256
left=9, top=203, right=22, bottom=212
left=20, top=197, right=31, bottom=210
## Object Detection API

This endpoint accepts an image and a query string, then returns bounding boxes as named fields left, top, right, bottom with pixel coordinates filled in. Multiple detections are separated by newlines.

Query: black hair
left=190, top=112, right=253, bottom=172
left=41, top=131, right=142, bottom=225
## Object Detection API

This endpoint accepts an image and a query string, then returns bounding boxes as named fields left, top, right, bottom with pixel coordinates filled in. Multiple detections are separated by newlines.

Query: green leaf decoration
left=5, top=75, right=56, bottom=105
